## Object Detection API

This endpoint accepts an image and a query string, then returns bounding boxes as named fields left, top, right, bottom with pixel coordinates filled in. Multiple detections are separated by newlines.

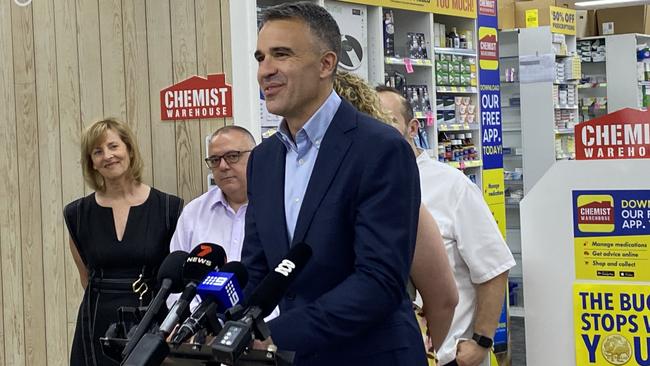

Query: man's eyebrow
left=270, top=46, right=294, bottom=54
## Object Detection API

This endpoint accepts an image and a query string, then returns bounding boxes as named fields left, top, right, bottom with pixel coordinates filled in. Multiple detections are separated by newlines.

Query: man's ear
left=320, top=51, right=338, bottom=79
left=407, top=118, right=420, bottom=138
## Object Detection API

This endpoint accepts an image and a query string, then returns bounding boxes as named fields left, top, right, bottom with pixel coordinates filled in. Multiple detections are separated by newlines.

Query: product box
left=498, top=0, right=516, bottom=30
left=514, top=0, right=573, bottom=29
left=576, top=10, right=597, bottom=37
left=596, top=6, right=650, bottom=35
left=383, top=9, right=395, bottom=57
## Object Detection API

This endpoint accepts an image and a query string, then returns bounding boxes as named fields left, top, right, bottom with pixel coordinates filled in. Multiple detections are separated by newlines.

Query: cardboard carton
left=576, top=10, right=597, bottom=37
left=514, top=0, right=572, bottom=29
left=499, top=0, right=516, bottom=29
left=596, top=5, right=650, bottom=35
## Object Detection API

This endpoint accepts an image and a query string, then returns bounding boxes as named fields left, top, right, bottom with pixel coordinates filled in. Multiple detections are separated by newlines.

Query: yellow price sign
left=338, top=0, right=476, bottom=18
left=550, top=6, right=576, bottom=35
left=525, top=9, right=539, bottom=28
left=574, top=283, right=650, bottom=365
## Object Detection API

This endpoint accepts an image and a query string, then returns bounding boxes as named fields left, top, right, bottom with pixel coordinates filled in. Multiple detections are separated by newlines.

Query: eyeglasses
left=204, top=150, right=252, bottom=168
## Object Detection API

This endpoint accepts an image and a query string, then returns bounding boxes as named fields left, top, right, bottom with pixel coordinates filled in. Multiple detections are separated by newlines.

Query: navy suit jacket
left=242, top=99, right=426, bottom=365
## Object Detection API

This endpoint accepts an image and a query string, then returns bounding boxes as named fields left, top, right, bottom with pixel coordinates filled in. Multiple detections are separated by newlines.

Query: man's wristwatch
left=472, top=333, right=494, bottom=349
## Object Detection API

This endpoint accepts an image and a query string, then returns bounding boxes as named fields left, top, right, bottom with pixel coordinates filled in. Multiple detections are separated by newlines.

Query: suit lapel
left=291, top=100, right=357, bottom=246
left=261, top=138, right=291, bottom=253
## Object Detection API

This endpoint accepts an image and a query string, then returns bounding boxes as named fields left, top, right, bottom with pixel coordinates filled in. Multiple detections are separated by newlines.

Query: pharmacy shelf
left=578, top=82, right=607, bottom=89
left=433, top=47, right=477, bottom=56
left=553, top=80, right=579, bottom=85
left=438, top=123, right=480, bottom=131
left=505, top=179, right=524, bottom=184
left=554, top=128, right=574, bottom=135
left=554, top=105, right=578, bottom=110
left=436, top=86, right=478, bottom=93
left=445, top=160, right=482, bottom=169
left=384, top=57, right=433, bottom=67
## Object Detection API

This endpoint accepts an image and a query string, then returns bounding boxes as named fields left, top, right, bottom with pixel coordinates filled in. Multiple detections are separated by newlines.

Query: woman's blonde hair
left=334, top=71, right=393, bottom=124
left=80, top=118, right=144, bottom=192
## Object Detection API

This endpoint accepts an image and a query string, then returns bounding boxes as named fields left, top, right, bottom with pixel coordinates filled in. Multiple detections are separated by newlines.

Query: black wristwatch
left=472, top=333, right=494, bottom=349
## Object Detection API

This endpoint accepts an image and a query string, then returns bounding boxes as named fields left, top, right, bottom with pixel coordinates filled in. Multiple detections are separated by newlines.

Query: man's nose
left=218, top=157, right=230, bottom=169
left=258, top=58, right=276, bottom=79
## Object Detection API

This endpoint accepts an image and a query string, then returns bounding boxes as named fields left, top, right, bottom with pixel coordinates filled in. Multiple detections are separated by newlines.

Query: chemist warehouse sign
left=575, top=108, right=650, bottom=160
left=574, top=283, right=650, bottom=366
left=160, top=74, right=232, bottom=120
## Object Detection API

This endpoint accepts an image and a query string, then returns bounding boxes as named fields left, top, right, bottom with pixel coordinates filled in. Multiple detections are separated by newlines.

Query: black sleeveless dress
left=64, top=188, right=183, bottom=366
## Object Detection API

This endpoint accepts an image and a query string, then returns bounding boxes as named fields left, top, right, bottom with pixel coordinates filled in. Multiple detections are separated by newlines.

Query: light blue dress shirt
left=276, top=90, right=342, bottom=243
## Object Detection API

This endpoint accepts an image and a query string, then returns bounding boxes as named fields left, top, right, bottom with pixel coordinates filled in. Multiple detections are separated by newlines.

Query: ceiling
left=566, top=0, right=650, bottom=10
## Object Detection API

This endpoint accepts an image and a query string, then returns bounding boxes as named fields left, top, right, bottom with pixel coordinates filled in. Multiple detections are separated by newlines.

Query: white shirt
left=416, top=152, right=515, bottom=365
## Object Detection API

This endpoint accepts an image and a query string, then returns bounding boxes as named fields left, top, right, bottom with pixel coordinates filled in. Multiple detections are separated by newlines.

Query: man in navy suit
left=242, top=3, right=427, bottom=365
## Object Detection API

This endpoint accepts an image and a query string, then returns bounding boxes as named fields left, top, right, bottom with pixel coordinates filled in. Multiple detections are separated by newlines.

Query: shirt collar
left=276, top=90, right=342, bottom=152
left=210, top=187, right=247, bottom=212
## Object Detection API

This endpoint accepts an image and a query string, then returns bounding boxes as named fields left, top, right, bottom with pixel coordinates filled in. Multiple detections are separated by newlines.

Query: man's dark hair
left=375, top=85, right=414, bottom=123
left=211, top=125, right=256, bottom=147
left=259, top=2, right=341, bottom=60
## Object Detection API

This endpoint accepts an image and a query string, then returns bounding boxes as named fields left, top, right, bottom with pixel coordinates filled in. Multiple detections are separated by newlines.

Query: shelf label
left=550, top=6, right=576, bottom=35
left=573, top=283, right=650, bottom=366
left=403, top=58, right=414, bottom=73
left=425, top=111, right=434, bottom=126
left=573, top=190, right=650, bottom=282
left=525, top=9, right=539, bottom=28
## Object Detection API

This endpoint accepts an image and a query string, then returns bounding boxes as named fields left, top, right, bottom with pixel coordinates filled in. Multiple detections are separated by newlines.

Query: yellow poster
left=525, top=9, right=539, bottom=28
left=482, top=168, right=505, bottom=205
left=573, top=283, right=650, bottom=366
left=338, top=0, right=476, bottom=18
left=550, top=6, right=576, bottom=35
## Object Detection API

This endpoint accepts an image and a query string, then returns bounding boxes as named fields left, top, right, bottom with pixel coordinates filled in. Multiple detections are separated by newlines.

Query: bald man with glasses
left=170, top=125, right=255, bottom=263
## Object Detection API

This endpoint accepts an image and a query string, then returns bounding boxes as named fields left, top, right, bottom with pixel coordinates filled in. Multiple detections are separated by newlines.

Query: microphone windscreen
left=157, top=251, right=190, bottom=293
left=183, top=243, right=227, bottom=283
left=219, top=261, right=249, bottom=288
left=247, top=242, right=312, bottom=317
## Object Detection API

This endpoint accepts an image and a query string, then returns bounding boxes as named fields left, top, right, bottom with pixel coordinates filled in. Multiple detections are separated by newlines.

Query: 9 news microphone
left=211, top=243, right=312, bottom=365
left=170, top=261, right=249, bottom=345
left=119, top=251, right=188, bottom=360
left=158, top=243, right=227, bottom=337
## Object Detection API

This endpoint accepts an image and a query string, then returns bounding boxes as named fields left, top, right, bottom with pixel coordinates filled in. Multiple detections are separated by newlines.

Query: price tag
left=426, top=111, right=434, bottom=126
left=404, top=58, right=414, bottom=74
left=459, top=161, right=466, bottom=169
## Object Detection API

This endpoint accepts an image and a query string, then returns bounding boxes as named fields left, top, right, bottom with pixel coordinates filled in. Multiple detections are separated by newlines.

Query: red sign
left=478, top=0, right=496, bottom=16
left=575, top=108, right=650, bottom=160
left=479, top=34, right=498, bottom=60
left=577, top=201, right=614, bottom=225
left=160, top=74, right=232, bottom=120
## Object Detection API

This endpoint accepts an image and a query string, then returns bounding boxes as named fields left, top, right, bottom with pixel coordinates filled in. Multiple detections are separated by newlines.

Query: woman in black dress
left=64, top=118, right=183, bottom=365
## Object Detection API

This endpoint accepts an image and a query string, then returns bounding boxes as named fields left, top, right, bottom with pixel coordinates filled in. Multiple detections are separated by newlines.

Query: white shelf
left=554, top=128, right=574, bottom=135
left=433, top=47, right=476, bottom=56
left=554, top=105, right=578, bottom=110
left=438, top=123, right=480, bottom=131
left=445, top=160, right=482, bottom=169
left=510, top=306, right=525, bottom=318
left=384, top=57, right=433, bottom=67
left=503, top=127, right=522, bottom=132
left=578, top=82, right=607, bottom=89
left=436, top=86, right=478, bottom=94
left=505, top=179, right=524, bottom=184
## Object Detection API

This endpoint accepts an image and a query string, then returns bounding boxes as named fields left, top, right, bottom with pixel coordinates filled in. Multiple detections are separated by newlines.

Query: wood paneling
left=0, top=2, right=22, bottom=366
left=12, top=2, right=46, bottom=365
left=0, top=0, right=231, bottom=363
left=33, top=0, right=67, bottom=364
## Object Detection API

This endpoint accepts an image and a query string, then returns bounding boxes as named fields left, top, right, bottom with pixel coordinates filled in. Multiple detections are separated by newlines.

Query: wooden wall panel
left=33, top=0, right=67, bottom=364
left=123, top=0, right=153, bottom=185
left=171, top=0, right=202, bottom=202
left=12, top=2, right=46, bottom=365
left=0, top=2, right=19, bottom=366
left=147, top=0, right=178, bottom=196
left=1, top=0, right=230, bottom=363
left=56, top=0, right=85, bottom=343
left=221, top=0, right=234, bottom=128
left=196, top=0, right=226, bottom=192
left=99, top=0, right=127, bottom=121
left=77, top=0, right=104, bottom=129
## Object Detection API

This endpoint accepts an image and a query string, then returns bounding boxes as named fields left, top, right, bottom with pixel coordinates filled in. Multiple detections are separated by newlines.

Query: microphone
left=211, top=243, right=312, bottom=365
left=158, top=243, right=227, bottom=337
left=170, top=261, right=249, bottom=345
left=120, top=251, right=188, bottom=360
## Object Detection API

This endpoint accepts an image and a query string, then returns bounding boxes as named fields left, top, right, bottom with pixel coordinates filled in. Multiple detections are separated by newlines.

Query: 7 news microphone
left=211, top=242, right=313, bottom=365
left=170, top=261, right=249, bottom=344
left=122, top=260, right=248, bottom=366
left=158, top=243, right=227, bottom=338
left=119, top=250, right=188, bottom=359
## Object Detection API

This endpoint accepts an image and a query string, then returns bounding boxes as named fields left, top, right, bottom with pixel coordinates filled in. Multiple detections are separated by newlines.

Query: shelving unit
left=517, top=26, right=579, bottom=197
left=577, top=36, right=608, bottom=123
left=499, top=29, right=524, bottom=310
